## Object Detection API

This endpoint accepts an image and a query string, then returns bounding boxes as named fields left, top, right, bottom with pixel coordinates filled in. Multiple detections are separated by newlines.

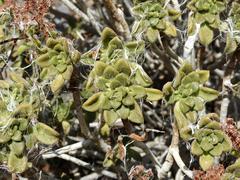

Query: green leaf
left=117, top=105, right=130, bottom=119
left=174, top=101, right=189, bottom=129
left=46, top=38, right=58, bottom=48
left=104, top=110, right=119, bottom=126
left=17, top=44, right=29, bottom=55
left=36, top=54, right=50, bottom=67
left=187, top=17, right=196, bottom=36
left=199, top=154, right=214, bottom=171
left=198, top=87, right=219, bottom=102
left=11, top=130, right=22, bottom=141
left=9, top=72, right=29, bottom=87
left=103, top=65, right=118, bottom=79
left=101, top=123, right=110, bottom=136
left=197, top=70, right=210, bottom=83
left=200, top=137, right=214, bottom=152
left=62, top=65, right=73, bottom=80
left=134, top=69, right=153, bottom=87
left=146, top=27, right=159, bottom=43
left=71, top=50, right=81, bottom=63
left=125, top=41, right=145, bottom=54
left=95, top=61, right=108, bottom=76
left=145, top=88, right=163, bottom=101
left=191, top=140, right=203, bottom=156
left=50, top=74, right=65, bottom=93
left=62, top=121, right=71, bottom=135
left=10, top=141, right=25, bottom=156
left=101, top=27, right=117, bottom=48
left=129, top=85, right=146, bottom=99
left=114, top=59, right=131, bottom=76
left=115, top=73, right=129, bottom=86
left=199, top=25, right=213, bottom=46
left=128, top=102, right=144, bottom=124
left=209, top=143, right=223, bottom=156
left=224, top=33, right=237, bottom=54
left=122, top=94, right=135, bottom=106
left=33, top=122, right=59, bottom=145
left=82, top=92, right=104, bottom=112
left=8, top=153, right=28, bottom=173
left=164, top=21, right=177, bottom=37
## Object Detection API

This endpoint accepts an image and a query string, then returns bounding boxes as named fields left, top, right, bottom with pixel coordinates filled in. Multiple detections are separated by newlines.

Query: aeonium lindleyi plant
left=163, top=62, right=219, bottom=140
left=224, top=2, right=240, bottom=54
left=82, top=28, right=163, bottom=136
left=0, top=71, right=59, bottom=173
left=191, top=114, right=232, bottom=171
left=35, top=36, right=81, bottom=94
left=132, top=0, right=180, bottom=43
left=187, top=0, right=226, bottom=46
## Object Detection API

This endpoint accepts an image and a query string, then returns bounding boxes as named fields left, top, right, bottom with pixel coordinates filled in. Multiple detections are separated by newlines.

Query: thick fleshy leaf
left=199, top=25, right=213, bottom=46
left=115, top=73, right=129, bottom=86
left=62, top=121, right=71, bottom=135
left=117, top=105, right=130, bottom=119
left=129, top=85, right=146, bottom=99
left=17, top=44, right=29, bottom=55
left=174, top=102, right=188, bottom=129
left=188, top=17, right=196, bottom=36
left=71, top=50, right=81, bottom=63
left=125, top=41, right=145, bottom=54
left=122, top=94, right=135, bottom=106
left=145, top=88, right=163, bottom=101
left=9, top=72, right=29, bottom=87
left=62, top=65, right=73, bottom=80
left=95, top=61, right=108, bottom=76
left=200, top=137, right=214, bottom=151
left=134, top=69, right=153, bottom=87
left=0, top=129, right=13, bottom=143
left=197, top=70, right=210, bottom=83
left=11, top=130, right=22, bottom=141
left=198, top=87, right=219, bottom=102
left=128, top=102, right=144, bottom=124
left=101, top=123, right=110, bottom=136
left=224, top=33, right=237, bottom=54
left=146, top=27, right=159, bottom=43
left=101, top=27, right=117, bottom=48
left=35, top=53, right=50, bottom=67
left=50, top=74, right=65, bottom=93
left=104, top=110, right=119, bottom=126
left=10, top=141, right=25, bottom=156
left=82, top=92, right=104, bottom=112
left=103, top=66, right=118, bottom=79
left=164, top=21, right=177, bottom=37
left=33, top=122, right=59, bottom=145
left=199, top=154, right=214, bottom=171
left=8, top=153, right=28, bottom=173
left=46, top=38, right=58, bottom=48
left=191, top=140, right=203, bottom=156
left=114, top=59, right=131, bottom=76
left=209, top=143, right=223, bottom=156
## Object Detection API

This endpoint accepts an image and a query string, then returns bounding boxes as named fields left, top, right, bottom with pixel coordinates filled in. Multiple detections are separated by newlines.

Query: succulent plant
left=52, top=97, right=73, bottom=135
left=223, top=2, right=240, bottom=54
left=191, top=114, right=232, bottom=171
left=82, top=28, right=163, bottom=136
left=132, top=0, right=180, bottom=42
left=35, top=36, right=81, bottom=94
left=0, top=72, right=59, bottom=173
left=222, top=158, right=240, bottom=180
left=163, top=62, right=219, bottom=140
left=187, top=0, right=226, bottom=46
